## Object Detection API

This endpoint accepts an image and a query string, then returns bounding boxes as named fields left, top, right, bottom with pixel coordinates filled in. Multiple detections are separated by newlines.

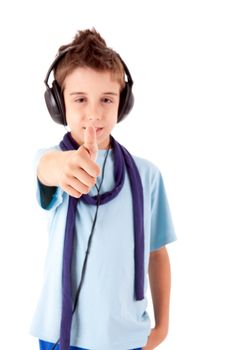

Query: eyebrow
left=69, top=92, right=118, bottom=96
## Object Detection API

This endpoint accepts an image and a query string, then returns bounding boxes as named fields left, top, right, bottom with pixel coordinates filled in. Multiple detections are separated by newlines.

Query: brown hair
left=54, top=28, right=125, bottom=92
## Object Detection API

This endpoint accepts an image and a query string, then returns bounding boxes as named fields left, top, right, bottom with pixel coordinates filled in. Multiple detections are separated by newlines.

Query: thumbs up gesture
left=57, top=126, right=101, bottom=198
left=83, top=126, right=98, bottom=162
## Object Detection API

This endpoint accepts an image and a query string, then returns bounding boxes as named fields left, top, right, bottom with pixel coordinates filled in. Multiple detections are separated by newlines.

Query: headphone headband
left=44, top=46, right=77, bottom=88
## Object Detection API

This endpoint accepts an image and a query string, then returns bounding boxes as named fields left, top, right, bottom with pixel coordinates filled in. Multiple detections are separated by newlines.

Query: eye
left=102, top=97, right=113, bottom=104
left=74, top=97, right=86, bottom=103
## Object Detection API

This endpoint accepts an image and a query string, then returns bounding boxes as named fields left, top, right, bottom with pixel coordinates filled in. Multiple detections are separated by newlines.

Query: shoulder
left=33, top=144, right=62, bottom=172
left=131, top=153, right=161, bottom=176
left=34, top=144, right=62, bottom=159
left=38, top=144, right=62, bottom=153
left=130, top=153, right=162, bottom=186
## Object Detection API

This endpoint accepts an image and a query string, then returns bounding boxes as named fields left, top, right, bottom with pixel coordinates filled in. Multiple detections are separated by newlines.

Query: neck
left=98, top=137, right=112, bottom=150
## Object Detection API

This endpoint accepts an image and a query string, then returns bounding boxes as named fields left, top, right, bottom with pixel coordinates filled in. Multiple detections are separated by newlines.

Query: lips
left=83, top=127, right=103, bottom=131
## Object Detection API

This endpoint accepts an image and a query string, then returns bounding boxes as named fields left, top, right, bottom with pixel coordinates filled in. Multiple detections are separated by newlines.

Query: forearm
left=37, top=150, right=73, bottom=186
left=149, top=247, right=171, bottom=334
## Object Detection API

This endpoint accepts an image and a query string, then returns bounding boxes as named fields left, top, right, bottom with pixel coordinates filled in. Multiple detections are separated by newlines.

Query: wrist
left=142, top=326, right=168, bottom=350
left=153, top=324, right=168, bottom=338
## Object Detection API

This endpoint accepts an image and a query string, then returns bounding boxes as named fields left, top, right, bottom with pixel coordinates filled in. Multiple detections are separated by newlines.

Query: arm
left=36, top=150, right=76, bottom=209
left=142, top=246, right=171, bottom=349
left=37, top=150, right=74, bottom=186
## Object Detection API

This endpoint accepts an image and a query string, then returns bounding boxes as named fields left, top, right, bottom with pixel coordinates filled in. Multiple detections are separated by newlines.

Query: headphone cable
left=50, top=144, right=110, bottom=350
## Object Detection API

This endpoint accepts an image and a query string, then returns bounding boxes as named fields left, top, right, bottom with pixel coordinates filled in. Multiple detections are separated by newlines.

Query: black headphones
left=44, top=45, right=134, bottom=125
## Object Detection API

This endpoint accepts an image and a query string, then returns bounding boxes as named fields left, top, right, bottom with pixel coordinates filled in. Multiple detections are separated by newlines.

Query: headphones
left=44, top=45, right=134, bottom=125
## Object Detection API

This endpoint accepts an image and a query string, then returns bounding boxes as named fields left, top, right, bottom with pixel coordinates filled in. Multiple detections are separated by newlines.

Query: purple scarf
left=59, top=132, right=144, bottom=350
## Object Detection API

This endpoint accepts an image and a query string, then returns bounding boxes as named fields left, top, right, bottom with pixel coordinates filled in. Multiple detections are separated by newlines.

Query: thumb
left=83, top=126, right=98, bottom=161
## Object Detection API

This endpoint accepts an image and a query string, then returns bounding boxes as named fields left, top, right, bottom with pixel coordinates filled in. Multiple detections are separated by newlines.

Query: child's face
left=63, top=67, right=121, bottom=149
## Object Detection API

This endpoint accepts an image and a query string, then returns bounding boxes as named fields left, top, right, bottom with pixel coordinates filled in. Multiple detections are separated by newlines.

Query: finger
left=62, top=175, right=91, bottom=197
left=62, top=183, right=82, bottom=198
left=83, top=126, right=98, bottom=161
left=72, top=167, right=96, bottom=187
left=66, top=176, right=90, bottom=194
left=74, top=151, right=100, bottom=178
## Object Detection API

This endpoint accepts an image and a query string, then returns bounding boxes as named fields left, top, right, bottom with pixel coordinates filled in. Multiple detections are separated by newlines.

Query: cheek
left=110, top=104, right=119, bottom=120
left=65, top=102, right=77, bottom=114
left=65, top=113, right=80, bottom=131
left=65, top=104, right=83, bottom=122
left=107, top=112, right=118, bottom=126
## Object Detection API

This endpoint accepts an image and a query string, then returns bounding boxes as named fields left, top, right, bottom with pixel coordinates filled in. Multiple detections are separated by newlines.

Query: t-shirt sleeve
left=150, top=168, right=177, bottom=252
left=33, top=146, right=64, bottom=210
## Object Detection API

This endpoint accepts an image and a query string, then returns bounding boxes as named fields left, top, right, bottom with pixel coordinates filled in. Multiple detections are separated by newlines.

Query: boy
left=30, top=28, right=177, bottom=350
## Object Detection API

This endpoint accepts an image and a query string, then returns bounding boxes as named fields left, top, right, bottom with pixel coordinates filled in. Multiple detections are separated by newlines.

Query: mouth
left=83, top=127, right=104, bottom=132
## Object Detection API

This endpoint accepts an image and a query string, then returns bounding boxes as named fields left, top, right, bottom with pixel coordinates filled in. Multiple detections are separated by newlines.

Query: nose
left=86, top=102, right=102, bottom=122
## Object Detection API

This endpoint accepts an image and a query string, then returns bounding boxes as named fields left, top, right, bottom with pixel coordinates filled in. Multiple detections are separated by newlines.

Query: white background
left=0, top=0, right=232, bottom=349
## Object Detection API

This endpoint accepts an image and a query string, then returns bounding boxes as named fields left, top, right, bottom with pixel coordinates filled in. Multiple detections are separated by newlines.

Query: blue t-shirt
left=29, top=145, right=177, bottom=350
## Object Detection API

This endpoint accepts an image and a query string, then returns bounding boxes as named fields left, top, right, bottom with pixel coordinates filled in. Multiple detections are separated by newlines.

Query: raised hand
left=57, top=127, right=101, bottom=198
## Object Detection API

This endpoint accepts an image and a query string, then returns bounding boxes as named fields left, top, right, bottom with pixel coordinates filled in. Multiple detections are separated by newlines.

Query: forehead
left=63, top=66, right=121, bottom=92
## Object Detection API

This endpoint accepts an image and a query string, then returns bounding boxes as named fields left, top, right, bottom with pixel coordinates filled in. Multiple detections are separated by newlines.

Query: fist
left=58, top=126, right=101, bottom=198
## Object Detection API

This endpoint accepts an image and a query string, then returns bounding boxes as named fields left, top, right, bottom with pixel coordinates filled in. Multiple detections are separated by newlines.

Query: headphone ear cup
left=44, top=80, right=66, bottom=125
left=117, top=82, right=134, bottom=123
